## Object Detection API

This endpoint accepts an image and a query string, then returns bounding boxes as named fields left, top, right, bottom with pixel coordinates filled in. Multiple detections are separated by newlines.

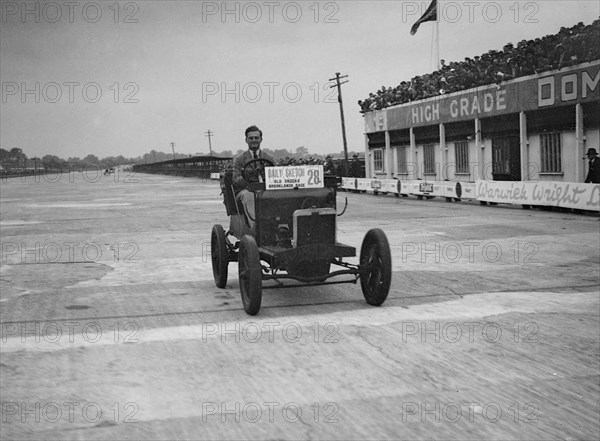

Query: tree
left=9, top=147, right=26, bottom=163
left=83, top=154, right=100, bottom=164
left=296, top=146, right=309, bottom=156
left=271, top=149, right=292, bottom=161
left=41, top=155, right=64, bottom=169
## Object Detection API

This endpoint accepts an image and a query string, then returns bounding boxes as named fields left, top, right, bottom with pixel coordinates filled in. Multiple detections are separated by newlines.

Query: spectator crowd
left=276, top=154, right=364, bottom=177
left=358, top=20, right=600, bottom=113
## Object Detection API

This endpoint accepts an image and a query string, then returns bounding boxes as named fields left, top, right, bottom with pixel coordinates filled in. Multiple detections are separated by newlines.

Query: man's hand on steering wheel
left=241, top=158, right=274, bottom=185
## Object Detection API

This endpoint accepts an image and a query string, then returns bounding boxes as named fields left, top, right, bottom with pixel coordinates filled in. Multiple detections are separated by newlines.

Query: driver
left=232, top=125, right=275, bottom=228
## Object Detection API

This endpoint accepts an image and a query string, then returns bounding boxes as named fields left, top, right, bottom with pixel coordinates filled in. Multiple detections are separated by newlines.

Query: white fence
left=340, top=178, right=599, bottom=211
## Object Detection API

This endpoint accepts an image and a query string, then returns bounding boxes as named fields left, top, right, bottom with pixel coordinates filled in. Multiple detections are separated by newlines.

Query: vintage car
left=211, top=157, right=392, bottom=315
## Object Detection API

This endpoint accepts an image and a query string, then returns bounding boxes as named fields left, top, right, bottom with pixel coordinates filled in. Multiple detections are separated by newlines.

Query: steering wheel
left=241, top=157, right=274, bottom=184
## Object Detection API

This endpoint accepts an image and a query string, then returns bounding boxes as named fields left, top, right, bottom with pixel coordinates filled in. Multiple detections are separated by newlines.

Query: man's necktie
left=253, top=152, right=263, bottom=182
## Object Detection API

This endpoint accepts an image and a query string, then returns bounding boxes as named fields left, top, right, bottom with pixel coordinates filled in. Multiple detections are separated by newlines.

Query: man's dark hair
left=245, top=125, right=262, bottom=137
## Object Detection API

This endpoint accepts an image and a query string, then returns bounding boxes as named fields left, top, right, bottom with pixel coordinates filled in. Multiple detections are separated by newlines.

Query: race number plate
left=265, top=165, right=324, bottom=190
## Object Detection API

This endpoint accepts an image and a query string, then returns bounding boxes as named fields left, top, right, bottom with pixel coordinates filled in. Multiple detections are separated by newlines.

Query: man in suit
left=232, top=125, right=275, bottom=228
left=584, top=148, right=600, bottom=184
left=324, top=155, right=335, bottom=175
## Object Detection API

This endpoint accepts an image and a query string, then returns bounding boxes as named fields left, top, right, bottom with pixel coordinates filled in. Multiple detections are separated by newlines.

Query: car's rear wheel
left=211, top=224, right=229, bottom=288
left=238, top=235, right=262, bottom=315
left=359, top=228, right=392, bottom=306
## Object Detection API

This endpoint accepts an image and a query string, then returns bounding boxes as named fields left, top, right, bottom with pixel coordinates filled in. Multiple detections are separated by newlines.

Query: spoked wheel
left=238, top=235, right=262, bottom=315
left=359, top=228, right=392, bottom=306
left=211, top=224, right=229, bottom=288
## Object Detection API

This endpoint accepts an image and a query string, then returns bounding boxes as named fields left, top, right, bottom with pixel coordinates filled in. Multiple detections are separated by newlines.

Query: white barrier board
left=341, top=177, right=356, bottom=190
left=356, top=178, right=373, bottom=191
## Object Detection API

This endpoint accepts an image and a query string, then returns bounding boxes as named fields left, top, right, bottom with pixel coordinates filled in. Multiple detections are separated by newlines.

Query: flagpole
left=436, top=4, right=440, bottom=69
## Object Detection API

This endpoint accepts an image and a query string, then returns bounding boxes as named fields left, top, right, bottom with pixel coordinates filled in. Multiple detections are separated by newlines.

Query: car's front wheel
left=211, top=224, right=229, bottom=288
left=359, top=228, right=392, bottom=306
left=238, top=235, right=262, bottom=315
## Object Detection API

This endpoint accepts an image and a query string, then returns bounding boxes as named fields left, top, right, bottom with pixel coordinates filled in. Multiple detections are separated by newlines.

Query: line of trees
left=0, top=146, right=362, bottom=171
left=0, top=148, right=190, bottom=171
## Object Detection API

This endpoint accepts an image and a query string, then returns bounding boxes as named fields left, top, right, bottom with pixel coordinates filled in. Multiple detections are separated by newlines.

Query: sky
left=1, top=0, right=599, bottom=160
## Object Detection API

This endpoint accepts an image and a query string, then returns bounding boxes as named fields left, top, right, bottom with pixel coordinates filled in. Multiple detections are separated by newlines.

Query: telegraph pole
left=205, top=130, right=214, bottom=156
left=329, top=72, right=349, bottom=176
left=171, top=142, right=176, bottom=160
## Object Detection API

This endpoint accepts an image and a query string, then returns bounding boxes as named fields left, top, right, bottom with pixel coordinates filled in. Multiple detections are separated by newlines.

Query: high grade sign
left=367, top=61, right=600, bottom=133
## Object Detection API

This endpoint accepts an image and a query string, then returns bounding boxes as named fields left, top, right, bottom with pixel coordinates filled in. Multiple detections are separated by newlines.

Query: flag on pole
left=410, top=0, right=437, bottom=35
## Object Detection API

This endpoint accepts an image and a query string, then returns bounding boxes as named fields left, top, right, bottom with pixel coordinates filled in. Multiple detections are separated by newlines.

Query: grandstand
left=355, top=20, right=599, bottom=210
left=132, top=155, right=231, bottom=179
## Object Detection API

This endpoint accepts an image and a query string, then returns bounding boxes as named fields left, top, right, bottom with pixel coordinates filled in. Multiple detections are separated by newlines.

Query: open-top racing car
left=211, top=158, right=392, bottom=315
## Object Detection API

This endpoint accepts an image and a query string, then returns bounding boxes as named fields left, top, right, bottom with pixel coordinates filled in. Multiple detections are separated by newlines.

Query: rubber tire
left=211, top=224, right=229, bottom=288
left=238, top=235, right=262, bottom=315
left=359, top=228, right=392, bottom=306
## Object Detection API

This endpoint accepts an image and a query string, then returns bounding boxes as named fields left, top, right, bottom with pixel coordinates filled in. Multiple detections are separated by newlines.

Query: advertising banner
left=381, top=179, right=400, bottom=193
left=475, top=180, right=600, bottom=211
left=459, top=182, right=477, bottom=200
left=356, top=178, right=373, bottom=191
left=410, top=181, right=444, bottom=197
left=364, top=110, right=387, bottom=133
left=375, top=62, right=600, bottom=132
left=341, top=177, right=356, bottom=190
left=368, top=179, right=400, bottom=193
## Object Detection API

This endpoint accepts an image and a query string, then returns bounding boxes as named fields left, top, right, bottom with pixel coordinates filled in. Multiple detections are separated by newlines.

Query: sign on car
left=265, top=165, right=324, bottom=190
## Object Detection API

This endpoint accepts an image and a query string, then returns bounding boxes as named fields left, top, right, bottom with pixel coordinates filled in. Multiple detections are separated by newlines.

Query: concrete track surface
left=1, top=171, right=599, bottom=440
